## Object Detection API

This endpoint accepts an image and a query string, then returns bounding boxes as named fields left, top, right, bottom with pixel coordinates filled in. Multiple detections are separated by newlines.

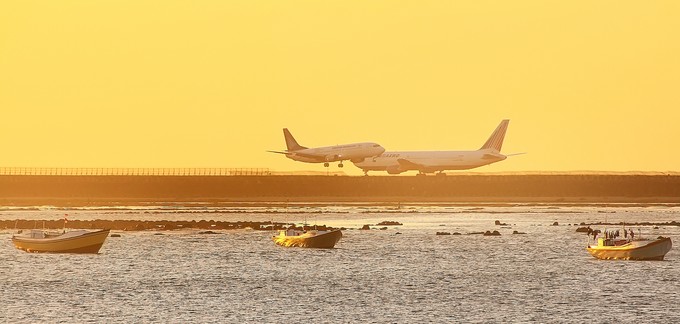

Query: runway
left=1, top=174, right=679, bottom=205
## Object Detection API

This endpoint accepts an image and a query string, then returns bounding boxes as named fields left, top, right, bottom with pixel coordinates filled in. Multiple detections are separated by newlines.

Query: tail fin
left=283, top=128, right=307, bottom=151
left=480, top=120, right=510, bottom=151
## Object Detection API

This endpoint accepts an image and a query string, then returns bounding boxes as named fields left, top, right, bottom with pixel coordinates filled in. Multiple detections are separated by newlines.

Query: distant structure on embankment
left=0, top=168, right=679, bottom=205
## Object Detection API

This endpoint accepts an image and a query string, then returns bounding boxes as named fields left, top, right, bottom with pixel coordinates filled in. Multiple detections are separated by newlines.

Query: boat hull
left=12, top=229, right=111, bottom=254
left=273, top=230, right=342, bottom=248
left=587, top=237, right=672, bottom=260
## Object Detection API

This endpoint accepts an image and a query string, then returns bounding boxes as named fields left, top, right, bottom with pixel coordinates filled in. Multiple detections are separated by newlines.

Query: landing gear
left=416, top=173, right=426, bottom=177
left=338, top=162, right=344, bottom=168
left=436, top=172, right=447, bottom=177
left=363, top=170, right=369, bottom=176
left=323, top=162, right=329, bottom=167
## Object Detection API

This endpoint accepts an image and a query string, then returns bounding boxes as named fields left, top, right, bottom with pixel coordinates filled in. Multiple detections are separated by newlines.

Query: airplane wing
left=294, top=152, right=330, bottom=159
left=396, top=158, right=425, bottom=170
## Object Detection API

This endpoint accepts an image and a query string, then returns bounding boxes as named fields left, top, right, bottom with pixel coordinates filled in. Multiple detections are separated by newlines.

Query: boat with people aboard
left=272, top=228, right=342, bottom=248
left=12, top=229, right=111, bottom=253
left=586, top=228, right=672, bottom=260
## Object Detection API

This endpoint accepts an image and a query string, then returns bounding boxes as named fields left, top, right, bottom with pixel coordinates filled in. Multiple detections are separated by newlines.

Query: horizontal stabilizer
left=267, top=150, right=290, bottom=155
left=482, top=154, right=501, bottom=160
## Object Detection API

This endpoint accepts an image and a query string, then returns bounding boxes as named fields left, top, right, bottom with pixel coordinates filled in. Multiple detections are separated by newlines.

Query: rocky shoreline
left=580, top=221, right=679, bottom=227
left=0, top=219, right=303, bottom=231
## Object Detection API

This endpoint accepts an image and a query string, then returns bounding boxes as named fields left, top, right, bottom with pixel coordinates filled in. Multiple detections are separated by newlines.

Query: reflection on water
left=2, top=205, right=679, bottom=322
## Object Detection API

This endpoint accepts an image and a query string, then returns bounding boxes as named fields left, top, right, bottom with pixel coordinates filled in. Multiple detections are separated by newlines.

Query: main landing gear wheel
left=416, top=173, right=426, bottom=177
left=338, top=163, right=344, bottom=168
left=323, top=162, right=329, bottom=167
left=436, top=172, right=447, bottom=177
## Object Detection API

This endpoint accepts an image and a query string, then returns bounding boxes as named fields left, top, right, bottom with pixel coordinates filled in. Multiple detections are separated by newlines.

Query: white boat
left=587, top=236, right=672, bottom=260
left=272, top=229, right=342, bottom=248
left=12, top=229, right=110, bottom=253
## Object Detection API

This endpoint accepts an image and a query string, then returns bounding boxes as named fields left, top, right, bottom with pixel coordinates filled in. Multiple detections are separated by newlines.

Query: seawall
left=1, top=174, right=679, bottom=206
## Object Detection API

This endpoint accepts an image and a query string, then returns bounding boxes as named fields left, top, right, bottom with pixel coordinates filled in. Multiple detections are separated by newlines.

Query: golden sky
left=1, top=1, right=679, bottom=174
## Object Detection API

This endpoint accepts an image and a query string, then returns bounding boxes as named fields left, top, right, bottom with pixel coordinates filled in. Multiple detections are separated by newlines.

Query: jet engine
left=386, top=165, right=405, bottom=175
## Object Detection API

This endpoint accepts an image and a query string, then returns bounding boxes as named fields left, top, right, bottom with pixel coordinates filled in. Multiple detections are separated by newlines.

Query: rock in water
left=377, top=221, right=403, bottom=226
left=484, top=230, right=501, bottom=236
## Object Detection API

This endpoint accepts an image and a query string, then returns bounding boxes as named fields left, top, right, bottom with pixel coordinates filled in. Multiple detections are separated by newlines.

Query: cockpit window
left=373, top=144, right=381, bottom=147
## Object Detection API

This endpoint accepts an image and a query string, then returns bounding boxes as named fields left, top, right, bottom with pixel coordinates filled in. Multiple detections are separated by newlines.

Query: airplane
left=268, top=128, right=386, bottom=168
left=353, top=119, right=521, bottom=176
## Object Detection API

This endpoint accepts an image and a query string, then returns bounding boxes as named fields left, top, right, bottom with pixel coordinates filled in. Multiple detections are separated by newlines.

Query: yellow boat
left=587, top=237, right=672, bottom=261
left=273, top=229, right=342, bottom=248
left=12, top=229, right=111, bottom=253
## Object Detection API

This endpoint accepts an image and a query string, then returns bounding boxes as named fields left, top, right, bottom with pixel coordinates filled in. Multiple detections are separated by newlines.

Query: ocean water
left=1, top=204, right=679, bottom=323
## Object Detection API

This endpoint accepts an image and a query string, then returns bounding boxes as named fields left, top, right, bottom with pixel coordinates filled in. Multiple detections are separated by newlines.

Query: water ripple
left=2, top=206, right=679, bottom=323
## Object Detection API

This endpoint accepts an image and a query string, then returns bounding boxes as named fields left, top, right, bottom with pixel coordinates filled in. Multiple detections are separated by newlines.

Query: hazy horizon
left=1, top=166, right=680, bottom=177
left=2, top=1, right=679, bottom=176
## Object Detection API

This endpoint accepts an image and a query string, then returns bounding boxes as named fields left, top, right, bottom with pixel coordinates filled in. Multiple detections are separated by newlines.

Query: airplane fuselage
left=353, top=119, right=512, bottom=175
left=354, top=149, right=507, bottom=174
left=286, top=142, right=385, bottom=164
